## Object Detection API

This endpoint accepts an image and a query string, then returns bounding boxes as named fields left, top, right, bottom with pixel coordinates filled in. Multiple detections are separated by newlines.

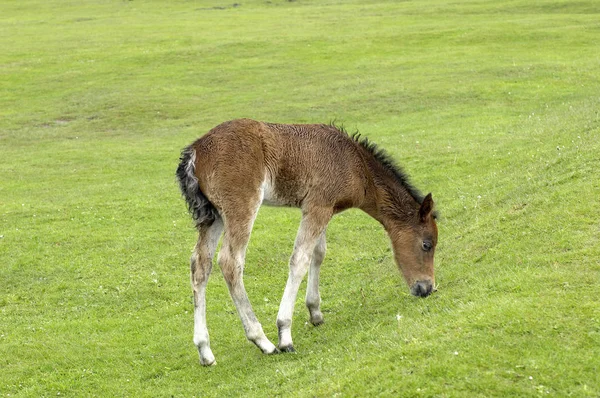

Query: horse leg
left=277, top=209, right=331, bottom=352
left=191, top=217, right=224, bottom=366
left=218, top=212, right=278, bottom=355
left=306, top=231, right=326, bottom=326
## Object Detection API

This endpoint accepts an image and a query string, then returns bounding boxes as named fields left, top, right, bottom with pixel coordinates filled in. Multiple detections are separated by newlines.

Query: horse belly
left=260, top=178, right=299, bottom=207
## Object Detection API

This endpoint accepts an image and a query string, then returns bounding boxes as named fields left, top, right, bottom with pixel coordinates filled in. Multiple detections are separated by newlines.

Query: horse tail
left=176, top=145, right=219, bottom=228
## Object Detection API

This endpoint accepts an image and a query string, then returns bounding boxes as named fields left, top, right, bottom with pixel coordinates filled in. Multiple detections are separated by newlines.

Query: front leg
left=277, top=209, right=331, bottom=352
left=306, top=231, right=326, bottom=326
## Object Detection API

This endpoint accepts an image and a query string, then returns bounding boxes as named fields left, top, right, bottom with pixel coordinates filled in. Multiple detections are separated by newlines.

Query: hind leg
left=218, top=208, right=278, bottom=355
left=191, top=217, right=224, bottom=366
left=306, top=231, right=326, bottom=326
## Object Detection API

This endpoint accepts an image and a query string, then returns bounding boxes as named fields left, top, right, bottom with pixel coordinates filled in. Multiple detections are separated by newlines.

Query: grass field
left=1, top=0, right=599, bottom=396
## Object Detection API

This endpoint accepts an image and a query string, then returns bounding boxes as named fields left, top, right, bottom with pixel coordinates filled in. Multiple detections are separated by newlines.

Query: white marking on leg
left=218, top=206, right=278, bottom=355
left=191, top=217, right=223, bottom=366
left=277, top=247, right=311, bottom=350
left=193, top=283, right=215, bottom=366
left=277, top=211, right=330, bottom=351
left=306, top=231, right=326, bottom=326
left=218, top=246, right=277, bottom=354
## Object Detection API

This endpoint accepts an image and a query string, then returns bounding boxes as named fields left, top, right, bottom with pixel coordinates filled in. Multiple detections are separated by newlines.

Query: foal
left=177, top=119, right=438, bottom=365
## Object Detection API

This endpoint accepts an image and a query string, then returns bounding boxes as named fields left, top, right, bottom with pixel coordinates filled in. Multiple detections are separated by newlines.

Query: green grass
left=1, top=0, right=599, bottom=396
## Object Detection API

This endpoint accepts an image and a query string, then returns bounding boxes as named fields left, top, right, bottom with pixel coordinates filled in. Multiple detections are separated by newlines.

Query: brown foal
left=177, top=119, right=438, bottom=365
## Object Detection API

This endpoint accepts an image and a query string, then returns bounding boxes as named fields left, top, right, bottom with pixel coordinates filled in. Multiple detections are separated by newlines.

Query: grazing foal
left=177, top=119, right=438, bottom=366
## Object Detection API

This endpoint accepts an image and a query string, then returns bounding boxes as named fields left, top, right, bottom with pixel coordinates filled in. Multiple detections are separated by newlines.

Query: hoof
left=309, top=311, right=324, bottom=326
left=252, top=338, right=279, bottom=355
left=200, top=358, right=216, bottom=366
left=198, top=347, right=216, bottom=366
left=279, top=345, right=296, bottom=353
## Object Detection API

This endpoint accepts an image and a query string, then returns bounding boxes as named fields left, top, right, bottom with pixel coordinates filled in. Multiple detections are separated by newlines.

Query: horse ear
left=419, top=193, right=434, bottom=222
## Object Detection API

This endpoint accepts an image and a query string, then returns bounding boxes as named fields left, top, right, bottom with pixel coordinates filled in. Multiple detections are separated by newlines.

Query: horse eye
left=422, top=240, right=433, bottom=252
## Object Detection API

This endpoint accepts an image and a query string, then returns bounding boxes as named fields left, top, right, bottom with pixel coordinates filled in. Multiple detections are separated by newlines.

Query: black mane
left=329, top=123, right=427, bottom=206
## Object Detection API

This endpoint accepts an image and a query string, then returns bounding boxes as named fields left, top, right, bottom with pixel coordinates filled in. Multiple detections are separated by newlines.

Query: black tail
left=176, top=145, right=219, bottom=228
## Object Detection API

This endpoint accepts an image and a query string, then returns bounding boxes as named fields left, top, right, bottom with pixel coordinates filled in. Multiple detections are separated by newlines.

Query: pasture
left=1, top=0, right=599, bottom=396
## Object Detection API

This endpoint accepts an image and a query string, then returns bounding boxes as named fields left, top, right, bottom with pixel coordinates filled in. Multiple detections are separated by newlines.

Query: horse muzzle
left=410, top=280, right=434, bottom=297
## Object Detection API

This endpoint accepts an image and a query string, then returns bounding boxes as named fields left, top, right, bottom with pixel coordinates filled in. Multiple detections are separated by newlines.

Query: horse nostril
left=411, top=281, right=433, bottom=297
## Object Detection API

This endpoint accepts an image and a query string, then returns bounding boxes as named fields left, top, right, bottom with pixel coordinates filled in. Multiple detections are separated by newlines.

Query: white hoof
left=254, top=337, right=278, bottom=355
left=199, top=347, right=216, bottom=366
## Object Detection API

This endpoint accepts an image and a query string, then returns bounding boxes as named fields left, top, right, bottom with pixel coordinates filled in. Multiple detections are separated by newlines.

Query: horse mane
left=329, top=122, right=429, bottom=209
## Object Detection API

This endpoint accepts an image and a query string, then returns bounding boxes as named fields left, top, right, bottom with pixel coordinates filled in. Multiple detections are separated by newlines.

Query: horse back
left=191, top=119, right=368, bottom=213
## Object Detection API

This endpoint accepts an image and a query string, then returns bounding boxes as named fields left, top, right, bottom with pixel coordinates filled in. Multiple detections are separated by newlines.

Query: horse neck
left=359, top=162, right=419, bottom=230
